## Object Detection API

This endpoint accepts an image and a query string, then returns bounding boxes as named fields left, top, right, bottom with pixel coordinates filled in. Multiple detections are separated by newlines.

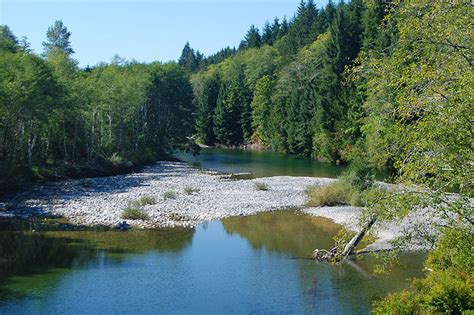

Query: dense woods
left=0, top=0, right=472, bottom=312
left=0, top=23, right=194, bottom=191
left=191, top=0, right=379, bottom=163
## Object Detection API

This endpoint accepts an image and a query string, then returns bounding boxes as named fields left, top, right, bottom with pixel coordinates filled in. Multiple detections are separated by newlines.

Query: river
left=0, top=149, right=423, bottom=314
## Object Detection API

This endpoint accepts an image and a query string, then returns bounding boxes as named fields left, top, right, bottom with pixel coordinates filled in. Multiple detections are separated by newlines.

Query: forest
left=0, top=21, right=196, bottom=191
left=0, top=0, right=472, bottom=312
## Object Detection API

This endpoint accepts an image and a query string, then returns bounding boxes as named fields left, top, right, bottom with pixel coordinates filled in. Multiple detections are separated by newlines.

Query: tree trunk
left=341, top=216, right=377, bottom=257
left=313, top=216, right=377, bottom=262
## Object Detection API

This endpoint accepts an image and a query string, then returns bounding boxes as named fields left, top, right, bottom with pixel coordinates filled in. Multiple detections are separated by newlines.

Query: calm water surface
left=0, top=211, right=424, bottom=314
left=176, top=148, right=344, bottom=178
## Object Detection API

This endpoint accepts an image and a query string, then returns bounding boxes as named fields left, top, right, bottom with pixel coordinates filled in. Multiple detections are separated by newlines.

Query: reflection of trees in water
left=295, top=253, right=426, bottom=313
left=0, top=226, right=195, bottom=303
left=221, top=210, right=425, bottom=313
left=222, top=210, right=341, bottom=258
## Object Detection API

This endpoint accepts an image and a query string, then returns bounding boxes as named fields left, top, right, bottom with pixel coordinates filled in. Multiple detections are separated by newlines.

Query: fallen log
left=312, top=216, right=377, bottom=262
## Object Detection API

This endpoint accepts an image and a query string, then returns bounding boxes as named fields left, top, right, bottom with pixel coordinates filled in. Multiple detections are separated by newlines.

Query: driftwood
left=312, top=216, right=377, bottom=262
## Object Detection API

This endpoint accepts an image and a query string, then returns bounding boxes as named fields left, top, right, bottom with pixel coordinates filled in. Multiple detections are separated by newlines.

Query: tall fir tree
left=42, top=20, right=74, bottom=55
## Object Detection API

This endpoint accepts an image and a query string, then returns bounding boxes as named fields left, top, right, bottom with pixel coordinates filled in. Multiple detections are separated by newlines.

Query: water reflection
left=223, top=210, right=339, bottom=258
left=176, top=148, right=345, bottom=178
left=0, top=212, right=423, bottom=313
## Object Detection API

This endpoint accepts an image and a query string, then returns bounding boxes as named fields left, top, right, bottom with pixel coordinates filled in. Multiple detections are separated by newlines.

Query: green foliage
left=183, top=186, right=200, bottom=195
left=0, top=25, right=19, bottom=53
left=341, top=157, right=376, bottom=191
left=241, top=25, right=261, bottom=49
left=250, top=75, right=273, bottom=145
left=122, top=204, right=149, bottom=221
left=192, top=0, right=362, bottom=159
left=213, top=67, right=250, bottom=145
left=137, top=196, right=156, bottom=206
left=306, top=181, right=352, bottom=207
left=374, top=228, right=474, bottom=314
left=42, top=20, right=74, bottom=55
left=163, top=191, right=177, bottom=200
left=0, top=23, right=195, bottom=192
left=254, top=182, right=270, bottom=191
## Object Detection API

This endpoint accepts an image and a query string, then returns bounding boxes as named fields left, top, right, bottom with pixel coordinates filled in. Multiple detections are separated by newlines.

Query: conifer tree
left=0, top=25, right=18, bottom=53
left=42, top=20, right=74, bottom=55
left=242, top=25, right=262, bottom=49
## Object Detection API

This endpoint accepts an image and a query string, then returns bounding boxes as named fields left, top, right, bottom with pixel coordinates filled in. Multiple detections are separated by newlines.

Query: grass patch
left=306, top=181, right=352, bottom=207
left=183, top=186, right=200, bottom=195
left=254, top=182, right=270, bottom=191
left=306, top=181, right=370, bottom=207
left=137, top=195, right=156, bottom=206
left=163, top=191, right=177, bottom=200
left=122, top=204, right=149, bottom=221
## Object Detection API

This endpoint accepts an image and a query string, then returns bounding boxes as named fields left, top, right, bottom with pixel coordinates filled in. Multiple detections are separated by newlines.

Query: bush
left=374, top=227, right=474, bottom=314
left=342, top=157, right=376, bottom=191
left=163, top=191, right=177, bottom=200
left=122, top=204, right=149, bottom=220
left=137, top=195, right=156, bottom=206
left=183, top=186, right=200, bottom=195
left=254, top=182, right=270, bottom=191
left=373, top=290, right=419, bottom=314
left=306, top=182, right=351, bottom=207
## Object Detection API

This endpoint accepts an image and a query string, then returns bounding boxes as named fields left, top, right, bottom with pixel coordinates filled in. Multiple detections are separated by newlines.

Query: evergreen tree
left=213, top=69, right=248, bottom=145
left=0, top=25, right=18, bottom=53
left=251, top=75, right=273, bottom=145
left=262, top=22, right=273, bottom=45
left=42, top=20, right=74, bottom=55
left=195, top=72, right=220, bottom=145
left=242, top=25, right=262, bottom=49
left=178, top=42, right=197, bottom=72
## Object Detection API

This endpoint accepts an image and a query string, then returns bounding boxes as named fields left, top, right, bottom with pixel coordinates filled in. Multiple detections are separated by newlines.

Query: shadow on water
left=0, top=221, right=195, bottom=305
left=0, top=212, right=424, bottom=313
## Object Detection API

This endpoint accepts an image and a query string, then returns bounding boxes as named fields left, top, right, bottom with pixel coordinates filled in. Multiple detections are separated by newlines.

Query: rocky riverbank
left=0, top=161, right=433, bottom=251
left=1, top=162, right=335, bottom=228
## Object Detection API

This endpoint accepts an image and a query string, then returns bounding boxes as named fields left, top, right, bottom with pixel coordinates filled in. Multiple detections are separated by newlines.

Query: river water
left=176, top=148, right=344, bottom=178
left=0, top=150, right=423, bottom=314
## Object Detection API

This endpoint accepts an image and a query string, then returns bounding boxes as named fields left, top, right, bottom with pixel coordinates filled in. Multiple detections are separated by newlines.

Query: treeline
left=190, top=0, right=387, bottom=164
left=0, top=21, right=194, bottom=190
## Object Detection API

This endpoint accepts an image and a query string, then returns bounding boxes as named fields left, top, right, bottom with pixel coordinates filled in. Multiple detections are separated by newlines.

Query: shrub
left=374, top=227, right=474, bottom=314
left=373, top=290, right=419, bottom=314
left=137, top=195, right=156, bottom=206
left=306, top=182, right=351, bottom=207
left=254, top=182, right=270, bottom=191
left=183, top=186, right=200, bottom=195
left=122, top=204, right=149, bottom=220
left=342, top=157, right=376, bottom=191
left=163, top=191, right=177, bottom=200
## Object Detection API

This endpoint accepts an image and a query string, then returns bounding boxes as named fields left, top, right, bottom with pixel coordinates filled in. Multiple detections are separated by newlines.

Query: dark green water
left=176, top=148, right=344, bottom=178
left=0, top=211, right=424, bottom=314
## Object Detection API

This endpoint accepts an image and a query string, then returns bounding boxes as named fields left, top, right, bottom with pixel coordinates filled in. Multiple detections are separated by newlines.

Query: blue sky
left=1, top=0, right=328, bottom=67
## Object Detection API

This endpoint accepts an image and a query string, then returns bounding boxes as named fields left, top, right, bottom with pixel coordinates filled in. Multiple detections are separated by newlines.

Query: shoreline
left=0, top=161, right=426, bottom=251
